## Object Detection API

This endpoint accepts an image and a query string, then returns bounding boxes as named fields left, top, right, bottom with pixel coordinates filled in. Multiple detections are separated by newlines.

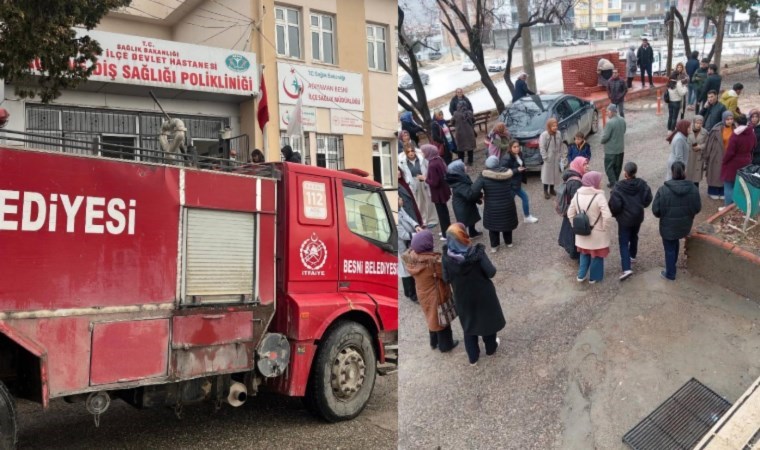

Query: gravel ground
left=16, top=370, right=396, bottom=448
left=398, top=69, right=760, bottom=450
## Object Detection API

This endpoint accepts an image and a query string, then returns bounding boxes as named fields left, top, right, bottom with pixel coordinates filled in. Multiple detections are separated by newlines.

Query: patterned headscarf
left=445, top=223, right=471, bottom=262
left=410, top=229, right=434, bottom=253
left=581, top=171, right=603, bottom=189
left=421, top=144, right=439, bottom=161
left=569, top=156, right=588, bottom=176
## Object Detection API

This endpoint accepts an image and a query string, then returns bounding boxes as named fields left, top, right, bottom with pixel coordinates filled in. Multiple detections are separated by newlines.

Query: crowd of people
left=398, top=55, right=760, bottom=365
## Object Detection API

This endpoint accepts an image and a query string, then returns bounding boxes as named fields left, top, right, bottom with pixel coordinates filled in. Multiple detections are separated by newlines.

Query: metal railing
left=0, top=129, right=280, bottom=179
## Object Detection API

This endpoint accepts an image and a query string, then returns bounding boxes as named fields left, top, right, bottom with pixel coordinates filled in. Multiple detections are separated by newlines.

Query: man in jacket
left=685, top=51, right=700, bottom=109
left=601, top=104, right=627, bottom=188
left=609, top=162, right=653, bottom=280
left=720, top=82, right=743, bottom=117
left=698, top=64, right=722, bottom=108
left=607, top=69, right=628, bottom=117
left=652, top=161, right=701, bottom=281
left=448, top=88, right=474, bottom=116
left=513, top=73, right=536, bottom=102
left=692, top=59, right=709, bottom=114
left=702, top=90, right=727, bottom=131
left=636, top=38, right=655, bottom=88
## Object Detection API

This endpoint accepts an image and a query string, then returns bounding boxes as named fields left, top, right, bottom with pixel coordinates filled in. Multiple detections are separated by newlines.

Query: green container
left=734, top=176, right=760, bottom=217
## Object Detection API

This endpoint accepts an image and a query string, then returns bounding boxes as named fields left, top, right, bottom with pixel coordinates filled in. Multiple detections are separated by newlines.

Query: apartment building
left=573, top=0, right=622, bottom=40
left=2, top=0, right=398, bottom=188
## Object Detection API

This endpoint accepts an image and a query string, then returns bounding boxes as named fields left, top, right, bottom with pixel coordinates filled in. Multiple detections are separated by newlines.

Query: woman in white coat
left=399, top=142, right=438, bottom=227
left=539, top=117, right=566, bottom=199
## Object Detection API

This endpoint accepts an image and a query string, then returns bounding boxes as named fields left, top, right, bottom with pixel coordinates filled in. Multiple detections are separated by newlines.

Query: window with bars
left=279, top=131, right=311, bottom=165
left=316, top=134, right=344, bottom=170
left=275, top=6, right=301, bottom=59
left=372, top=139, right=394, bottom=188
left=366, top=24, right=388, bottom=72
left=310, top=13, right=335, bottom=64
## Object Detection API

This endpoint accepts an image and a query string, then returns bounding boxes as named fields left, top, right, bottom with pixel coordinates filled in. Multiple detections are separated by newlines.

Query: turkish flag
left=257, top=73, right=269, bottom=131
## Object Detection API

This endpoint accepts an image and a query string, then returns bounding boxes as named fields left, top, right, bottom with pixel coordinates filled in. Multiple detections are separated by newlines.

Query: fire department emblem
left=300, top=233, right=327, bottom=271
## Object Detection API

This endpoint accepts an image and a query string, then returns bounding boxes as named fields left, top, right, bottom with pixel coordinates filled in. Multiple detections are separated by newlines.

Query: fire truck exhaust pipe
left=226, top=381, right=247, bottom=407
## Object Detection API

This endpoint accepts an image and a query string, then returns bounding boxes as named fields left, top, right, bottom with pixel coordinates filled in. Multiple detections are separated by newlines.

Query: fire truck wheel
left=304, top=321, right=377, bottom=422
left=0, top=381, right=17, bottom=450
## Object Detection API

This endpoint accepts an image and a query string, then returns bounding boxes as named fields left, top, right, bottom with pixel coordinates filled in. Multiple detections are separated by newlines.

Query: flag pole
left=260, top=64, right=269, bottom=161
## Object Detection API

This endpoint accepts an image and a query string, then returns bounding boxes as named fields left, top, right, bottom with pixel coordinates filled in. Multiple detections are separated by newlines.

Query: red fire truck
left=0, top=140, right=398, bottom=447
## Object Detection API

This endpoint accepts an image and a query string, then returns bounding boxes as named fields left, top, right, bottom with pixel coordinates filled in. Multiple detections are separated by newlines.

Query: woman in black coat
left=445, top=160, right=482, bottom=237
left=652, top=161, right=701, bottom=281
left=471, top=155, right=518, bottom=252
left=557, top=156, right=589, bottom=259
left=442, top=223, right=505, bottom=366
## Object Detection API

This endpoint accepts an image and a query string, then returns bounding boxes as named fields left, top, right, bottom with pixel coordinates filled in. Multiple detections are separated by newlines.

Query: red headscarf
left=666, top=119, right=691, bottom=143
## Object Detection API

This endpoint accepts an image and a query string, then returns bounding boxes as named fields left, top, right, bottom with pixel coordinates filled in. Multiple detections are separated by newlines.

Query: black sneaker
left=470, top=231, right=483, bottom=238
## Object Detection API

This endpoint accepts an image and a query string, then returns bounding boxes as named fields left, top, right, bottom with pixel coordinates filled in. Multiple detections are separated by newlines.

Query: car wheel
left=590, top=110, right=599, bottom=135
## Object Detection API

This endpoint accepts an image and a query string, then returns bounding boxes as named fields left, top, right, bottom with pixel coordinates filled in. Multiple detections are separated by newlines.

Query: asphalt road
left=15, top=374, right=397, bottom=449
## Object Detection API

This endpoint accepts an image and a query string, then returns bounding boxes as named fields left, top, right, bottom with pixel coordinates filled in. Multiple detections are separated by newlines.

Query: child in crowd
left=567, top=132, right=591, bottom=164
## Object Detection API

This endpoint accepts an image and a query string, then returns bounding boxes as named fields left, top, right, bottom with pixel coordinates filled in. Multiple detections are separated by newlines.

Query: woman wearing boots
left=539, top=117, right=565, bottom=199
left=401, top=230, right=459, bottom=353
left=442, top=223, right=505, bottom=366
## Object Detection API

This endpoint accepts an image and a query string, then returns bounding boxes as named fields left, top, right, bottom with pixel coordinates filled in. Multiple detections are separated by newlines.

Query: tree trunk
left=713, top=13, right=725, bottom=70
left=516, top=0, right=536, bottom=92
left=666, top=11, right=674, bottom=76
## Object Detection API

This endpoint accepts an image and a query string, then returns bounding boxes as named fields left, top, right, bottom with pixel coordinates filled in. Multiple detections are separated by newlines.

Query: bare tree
left=397, top=5, right=435, bottom=131
left=502, top=0, right=575, bottom=98
left=701, top=0, right=757, bottom=68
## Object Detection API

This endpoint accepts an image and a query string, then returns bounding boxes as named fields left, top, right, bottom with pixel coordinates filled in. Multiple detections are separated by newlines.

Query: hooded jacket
left=608, top=178, right=653, bottom=228
left=445, top=171, right=481, bottom=227
left=401, top=250, right=447, bottom=332
left=441, top=244, right=505, bottom=336
left=721, top=124, right=756, bottom=182
left=652, top=180, right=702, bottom=240
left=720, top=89, right=740, bottom=116
left=471, top=169, right=518, bottom=232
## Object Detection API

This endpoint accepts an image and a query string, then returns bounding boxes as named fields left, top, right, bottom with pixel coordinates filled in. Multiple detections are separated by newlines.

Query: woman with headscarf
left=441, top=223, right=505, bottom=366
left=471, top=156, right=518, bottom=253
left=400, top=111, right=424, bottom=146
left=431, top=110, right=456, bottom=165
left=666, top=119, right=691, bottom=181
left=487, top=122, right=511, bottom=160
left=422, top=144, right=452, bottom=240
left=445, top=160, right=482, bottom=237
left=401, top=230, right=458, bottom=353
left=748, top=109, right=760, bottom=165
left=703, top=110, right=734, bottom=199
left=666, top=71, right=688, bottom=131
left=399, top=142, right=438, bottom=228
left=626, top=45, right=638, bottom=88
left=451, top=101, right=476, bottom=165
left=686, top=115, right=708, bottom=185
left=566, top=171, right=612, bottom=284
left=539, top=117, right=565, bottom=199
left=721, top=114, right=757, bottom=207
left=558, top=156, right=589, bottom=260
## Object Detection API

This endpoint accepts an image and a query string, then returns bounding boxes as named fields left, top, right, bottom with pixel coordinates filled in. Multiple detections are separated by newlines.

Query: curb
left=689, top=203, right=760, bottom=266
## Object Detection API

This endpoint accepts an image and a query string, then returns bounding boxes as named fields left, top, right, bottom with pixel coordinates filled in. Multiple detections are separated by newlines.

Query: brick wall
left=561, top=52, right=627, bottom=98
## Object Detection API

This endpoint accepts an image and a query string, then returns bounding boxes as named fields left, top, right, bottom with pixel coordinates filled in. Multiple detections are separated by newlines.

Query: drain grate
left=623, top=378, right=732, bottom=450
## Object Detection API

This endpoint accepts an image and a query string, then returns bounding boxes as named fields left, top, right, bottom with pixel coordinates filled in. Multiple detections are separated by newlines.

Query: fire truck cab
left=0, top=141, right=398, bottom=447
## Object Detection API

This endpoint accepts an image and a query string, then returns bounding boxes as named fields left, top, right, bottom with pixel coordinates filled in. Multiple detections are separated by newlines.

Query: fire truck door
left=335, top=180, right=397, bottom=297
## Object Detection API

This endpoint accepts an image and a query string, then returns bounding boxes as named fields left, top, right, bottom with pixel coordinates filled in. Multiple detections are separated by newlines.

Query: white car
left=487, top=58, right=507, bottom=72
left=462, top=59, right=475, bottom=71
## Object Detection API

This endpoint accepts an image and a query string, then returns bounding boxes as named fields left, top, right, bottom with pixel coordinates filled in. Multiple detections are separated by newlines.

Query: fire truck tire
left=0, top=381, right=17, bottom=450
left=303, top=321, right=377, bottom=422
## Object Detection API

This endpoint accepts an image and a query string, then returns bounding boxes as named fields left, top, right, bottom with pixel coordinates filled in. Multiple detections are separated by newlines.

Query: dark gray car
left=399, top=73, right=429, bottom=89
left=497, top=94, right=599, bottom=171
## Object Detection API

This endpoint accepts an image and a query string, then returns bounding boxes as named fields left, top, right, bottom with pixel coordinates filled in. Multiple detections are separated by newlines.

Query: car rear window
left=501, top=99, right=552, bottom=131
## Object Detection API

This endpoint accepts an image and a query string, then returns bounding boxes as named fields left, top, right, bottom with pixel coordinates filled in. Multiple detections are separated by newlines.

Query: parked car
left=398, top=73, right=429, bottom=89
left=640, top=33, right=655, bottom=41
left=462, top=59, right=475, bottom=71
left=429, top=51, right=443, bottom=60
left=576, top=37, right=590, bottom=45
left=553, top=38, right=573, bottom=47
left=497, top=93, right=598, bottom=171
left=487, top=58, right=507, bottom=72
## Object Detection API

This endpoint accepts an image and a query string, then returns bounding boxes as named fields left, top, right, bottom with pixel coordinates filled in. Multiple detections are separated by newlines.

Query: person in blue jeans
left=652, top=162, right=702, bottom=280
left=501, top=140, right=539, bottom=223
left=608, top=162, right=653, bottom=281
left=567, top=171, right=613, bottom=284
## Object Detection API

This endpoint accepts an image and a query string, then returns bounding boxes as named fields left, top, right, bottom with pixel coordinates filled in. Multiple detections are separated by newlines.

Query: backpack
left=555, top=176, right=580, bottom=216
left=572, top=193, right=601, bottom=236
left=663, top=89, right=670, bottom=104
